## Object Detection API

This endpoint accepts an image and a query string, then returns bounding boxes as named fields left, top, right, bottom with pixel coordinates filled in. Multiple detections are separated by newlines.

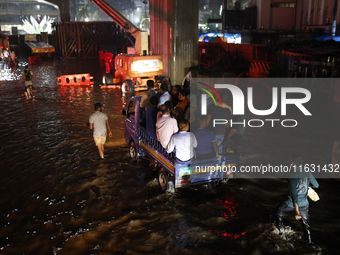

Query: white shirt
left=167, top=131, right=197, bottom=161
left=158, top=91, right=171, bottom=106
left=89, top=111, right=108, bottom=137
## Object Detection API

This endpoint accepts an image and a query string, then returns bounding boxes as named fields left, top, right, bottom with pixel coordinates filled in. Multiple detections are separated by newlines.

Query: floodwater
left=0, top=57, right=340, bottom=255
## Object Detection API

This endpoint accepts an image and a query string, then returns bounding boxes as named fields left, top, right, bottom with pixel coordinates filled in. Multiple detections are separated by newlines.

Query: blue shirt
left=193, top=128, right=216, bottom=155
left=146, top=106, right=159, bottom=139
left=285, top=170, right=319, bottom=208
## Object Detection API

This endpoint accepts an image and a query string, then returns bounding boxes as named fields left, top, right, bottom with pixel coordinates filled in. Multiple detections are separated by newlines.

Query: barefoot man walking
left=89, top=103, right=112, bottom=159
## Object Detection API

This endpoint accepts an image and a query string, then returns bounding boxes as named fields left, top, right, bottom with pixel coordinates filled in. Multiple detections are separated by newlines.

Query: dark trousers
left=276, top=202, right=311, bottom=243
left=196, top=151, right=216, bottom=160
left=222, top=134, right=242, bottom=154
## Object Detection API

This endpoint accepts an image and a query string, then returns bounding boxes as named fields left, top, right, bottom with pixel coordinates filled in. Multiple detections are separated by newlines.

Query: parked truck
left=122, top=96, right=239, bottom=192
left=102, top=53, right=164, bottom=93
left=91, top=0, right=164, bottom=93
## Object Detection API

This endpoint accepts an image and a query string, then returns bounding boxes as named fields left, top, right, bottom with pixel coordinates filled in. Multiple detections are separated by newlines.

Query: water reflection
left=0, top=61, right=23, bottom=81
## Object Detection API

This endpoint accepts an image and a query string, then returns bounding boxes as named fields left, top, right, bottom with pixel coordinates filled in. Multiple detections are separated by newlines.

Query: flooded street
left=0, top=57, right=340, bottom=255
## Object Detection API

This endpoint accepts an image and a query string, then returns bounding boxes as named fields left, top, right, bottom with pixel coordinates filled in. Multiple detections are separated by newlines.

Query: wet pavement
left=0, top=57, right=340, bottom=255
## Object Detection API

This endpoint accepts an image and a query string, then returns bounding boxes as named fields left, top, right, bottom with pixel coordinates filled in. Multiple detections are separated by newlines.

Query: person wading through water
left=88, top=103, right=112, bottom=159
left=19, top=65, right=34, bottom=99
left=276, top=156, right=319, bottom=244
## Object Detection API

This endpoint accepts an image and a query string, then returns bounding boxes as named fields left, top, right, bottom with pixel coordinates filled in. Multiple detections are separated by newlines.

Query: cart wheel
left=121, top=79, right=134, bottom=93
left=102, top=73, right=113, bottom=85
left=129, top=141, right=138, bottom=161
left=158, top=168, right=169, bottom=191
left=102, top=74, right=107, bottom=85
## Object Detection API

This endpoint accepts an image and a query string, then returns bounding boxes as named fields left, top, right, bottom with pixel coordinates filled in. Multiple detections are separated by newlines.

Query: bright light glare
left=85, top=18, right=89, bottom=22
left=22, top=15, right=55, bottom=34
left=135, top=17, right=140, bottom=23
left=131, top=60, right=160, bottom=73
left=198, top=33, right=242, bottom=44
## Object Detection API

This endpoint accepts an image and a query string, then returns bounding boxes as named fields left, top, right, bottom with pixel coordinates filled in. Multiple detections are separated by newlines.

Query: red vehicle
left=102, top=54, right=164, bottom=92
left=92, top=0, right=164, bottom=92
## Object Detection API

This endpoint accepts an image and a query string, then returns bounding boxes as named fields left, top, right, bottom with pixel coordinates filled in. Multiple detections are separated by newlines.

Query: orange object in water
left=57, top=73, right=94, bottom=86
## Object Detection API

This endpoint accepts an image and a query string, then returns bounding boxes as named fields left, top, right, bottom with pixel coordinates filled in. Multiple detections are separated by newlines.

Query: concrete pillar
left=150, top=0, right=198, bottom=85
left=48, top=0, right=70, bottom=21
left=307, top=0, right=312, bottom=25
left=319, top=0, right=325, bottom=25
left=149, top=0, right=172, bottom=77
left=256, top=0, right=271, bottom=29
left=295, top=0, right=304, bottom=30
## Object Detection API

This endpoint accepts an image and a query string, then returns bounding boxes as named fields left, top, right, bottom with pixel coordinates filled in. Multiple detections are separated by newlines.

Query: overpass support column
left=150, top=0, right=198, bottom=85
left=48, top=0, right=70, bottom=21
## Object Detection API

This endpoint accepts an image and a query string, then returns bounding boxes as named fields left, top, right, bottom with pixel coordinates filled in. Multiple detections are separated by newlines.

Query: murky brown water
left=0, top=58, right=339, bottom=255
